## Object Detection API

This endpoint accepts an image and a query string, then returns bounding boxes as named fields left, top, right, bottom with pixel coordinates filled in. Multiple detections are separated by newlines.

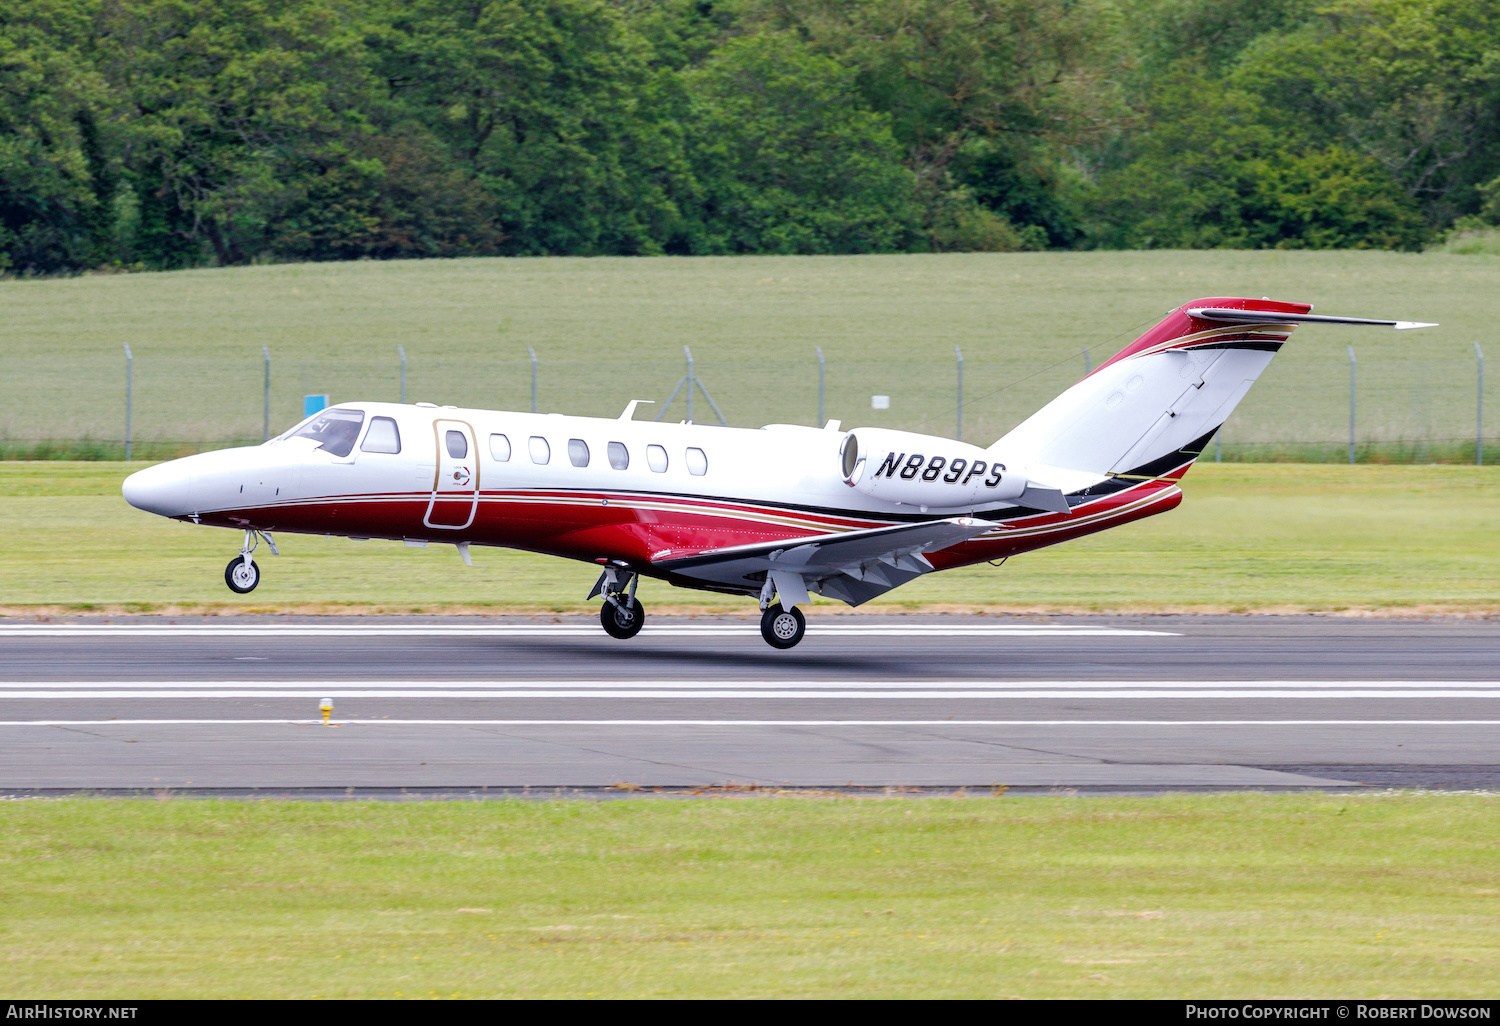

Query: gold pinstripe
left=1125, top=322, right=1295, bottom=362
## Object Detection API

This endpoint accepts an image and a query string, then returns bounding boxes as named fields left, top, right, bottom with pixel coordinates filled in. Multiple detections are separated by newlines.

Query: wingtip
left=1394, top=321, right=1440, bottom=330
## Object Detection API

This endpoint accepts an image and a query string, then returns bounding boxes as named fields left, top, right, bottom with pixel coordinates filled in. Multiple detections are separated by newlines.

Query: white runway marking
left=0, top=624, right=1177, bottom=638
left=2, top=719, right=1497, bottom=727
left=1, top=680, right=1497, bottom=699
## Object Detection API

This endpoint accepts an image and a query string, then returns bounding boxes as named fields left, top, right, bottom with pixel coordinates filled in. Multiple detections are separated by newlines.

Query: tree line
left=3, top=0, right=1498, bottom=274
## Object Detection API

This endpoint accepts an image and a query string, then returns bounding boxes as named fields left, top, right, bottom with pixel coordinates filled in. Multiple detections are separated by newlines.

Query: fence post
left=684, top=346, right=695, bottom=423
left=816, top=346, right=825, bottom=427
left=1082, top=346, right=1091, bottom=376
left=1477, top=342, right=1485, bottom=466
left=262, top=345, right=271, bottom=442
left=527, top=345, right=537, bottom=413
left=123, top=343, right=133, bottom=461
left=397, top=345, right=406, bottom=405
left=955, top=345, right=964, bottom=441
left=1347, top=345, right=1357, bottom=465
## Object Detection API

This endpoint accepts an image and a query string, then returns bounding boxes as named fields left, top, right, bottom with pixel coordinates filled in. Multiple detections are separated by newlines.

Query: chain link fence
left=0, top=343, right=1491, bottom=464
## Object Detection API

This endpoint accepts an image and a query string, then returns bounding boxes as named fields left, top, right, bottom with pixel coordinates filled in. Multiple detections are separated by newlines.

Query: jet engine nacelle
left=840, top=428, right=1028, bottom=507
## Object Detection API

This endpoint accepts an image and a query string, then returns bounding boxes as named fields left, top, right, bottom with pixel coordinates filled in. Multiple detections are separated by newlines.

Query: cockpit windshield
left=287, top=408, right=365, bottom=457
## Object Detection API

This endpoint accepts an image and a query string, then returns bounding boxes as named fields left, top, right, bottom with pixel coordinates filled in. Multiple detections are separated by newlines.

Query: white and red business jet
left=122, top=298, right=1433, bottom=648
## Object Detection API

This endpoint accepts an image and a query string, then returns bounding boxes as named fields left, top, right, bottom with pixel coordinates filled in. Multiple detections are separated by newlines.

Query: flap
left=656, top=517, right=996, bottom=605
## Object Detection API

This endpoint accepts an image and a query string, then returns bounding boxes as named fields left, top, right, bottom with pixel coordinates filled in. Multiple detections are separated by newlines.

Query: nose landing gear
left=225, top=528, right=278, bottom=594
left=590, top=565, right=645, bottom=639
left=225, top=556, right=260, bottom=593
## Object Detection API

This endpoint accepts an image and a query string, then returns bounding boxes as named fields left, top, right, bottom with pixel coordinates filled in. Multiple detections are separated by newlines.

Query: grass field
left=0, top=461, right=1493, bottom=614
left=2, top=794, right=1496, bottom=998
left=0, top=250, right=1496, bottom=459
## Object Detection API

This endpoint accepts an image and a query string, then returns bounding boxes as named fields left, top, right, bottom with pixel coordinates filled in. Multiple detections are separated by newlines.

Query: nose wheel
left=760, top=603, right=806, bottom=649
left=224, top=528, right=277, bottom=594
left=225, top=556, right=260, bottom=593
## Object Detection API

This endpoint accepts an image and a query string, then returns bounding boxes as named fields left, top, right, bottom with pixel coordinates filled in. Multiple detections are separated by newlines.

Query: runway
left=1, top=614, right=1496, bottom=793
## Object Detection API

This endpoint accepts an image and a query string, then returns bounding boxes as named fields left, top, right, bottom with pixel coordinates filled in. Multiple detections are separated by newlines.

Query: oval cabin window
left=445, top=430, right=468, bottom=459
left=489, top=433, right=511, bottom=461
left=568, top=439, right=589, bottom=467
left=686, top=447, right=708, bottom=476
left=529, top=436, right=550, bottom=465
left=646, top=444, right=668, bottom=473
left=607, top=441, right=629, bottom=470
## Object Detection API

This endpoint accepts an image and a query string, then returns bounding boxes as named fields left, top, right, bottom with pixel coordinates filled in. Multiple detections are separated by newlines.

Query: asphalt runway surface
left=2, top=614, right=1497, bottom=794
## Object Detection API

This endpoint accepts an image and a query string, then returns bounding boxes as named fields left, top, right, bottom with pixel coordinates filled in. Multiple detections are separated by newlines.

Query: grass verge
left=2, top=793, right=1497, bottom=998
left=0, top=462, right=1496, bottom=614
left=0, top=250, right=1494, bottom=457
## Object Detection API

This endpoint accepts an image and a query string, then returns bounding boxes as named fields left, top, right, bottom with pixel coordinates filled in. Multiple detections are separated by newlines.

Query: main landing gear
left=590, top=565, right=645, bottom=640
left=760, top=603, right=806, bottom=649
left=224, top=528, right=278, bottom=594
left=757, top=575, right=808, bottom=649
left=587, top=565, right=810, bottom=650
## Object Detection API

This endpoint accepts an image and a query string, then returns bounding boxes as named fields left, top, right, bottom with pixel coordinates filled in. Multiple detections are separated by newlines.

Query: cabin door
left=424, top=420, right=479, bottom=530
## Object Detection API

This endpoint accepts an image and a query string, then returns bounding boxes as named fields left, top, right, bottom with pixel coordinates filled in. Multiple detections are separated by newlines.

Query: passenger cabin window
left=686, top=447, right=708, bottom=476
left=646, top=444, right=668, bottom=473
left=291, top=408, right=364, bottom=458
left=568, top=439, right=589, bottom=468
left=445, top=430, right=468, bottom=459
left=489, top=433, right=511, bottom=461
left=607, top=441, right=629, bottom=470
left=361, top=416, right=401, bottom=454
left=529, top=436, right=550, bottom=465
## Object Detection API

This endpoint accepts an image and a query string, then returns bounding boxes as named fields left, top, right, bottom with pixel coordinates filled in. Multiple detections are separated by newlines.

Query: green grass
left=1434, top=226, right=1500, bottom=257
left=0, top=250, right=1496, bottom=458
left=0, top=461, right=1494, bottom=613
left=3, top=794, right=1497, bottom=998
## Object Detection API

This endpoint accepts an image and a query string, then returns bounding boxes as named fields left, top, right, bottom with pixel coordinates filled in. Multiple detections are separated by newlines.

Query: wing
left=655, top=517, right=995, bottom=606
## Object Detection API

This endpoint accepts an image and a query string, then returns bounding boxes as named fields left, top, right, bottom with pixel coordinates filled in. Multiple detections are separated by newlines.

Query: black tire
left=760, top=603, right=806, bottom=649
left=600, top=595, right=645, bottom=639
left=225, top=556, right=260, bottom=594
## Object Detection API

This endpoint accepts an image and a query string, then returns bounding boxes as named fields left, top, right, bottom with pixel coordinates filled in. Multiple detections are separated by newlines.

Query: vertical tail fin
left=992, top=297, right=1311, bottom=482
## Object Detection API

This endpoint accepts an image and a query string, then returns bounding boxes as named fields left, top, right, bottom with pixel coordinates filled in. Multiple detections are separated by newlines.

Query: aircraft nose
left=122, top=460, right=193, bottom=517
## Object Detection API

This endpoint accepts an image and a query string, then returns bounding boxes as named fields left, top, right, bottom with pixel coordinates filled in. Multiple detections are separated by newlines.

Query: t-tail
left=990, top=297, right=1437, bottom=491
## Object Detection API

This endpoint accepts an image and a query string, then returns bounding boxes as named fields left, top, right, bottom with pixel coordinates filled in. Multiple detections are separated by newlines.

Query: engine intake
left=839, top=428, right=1029, bottom=507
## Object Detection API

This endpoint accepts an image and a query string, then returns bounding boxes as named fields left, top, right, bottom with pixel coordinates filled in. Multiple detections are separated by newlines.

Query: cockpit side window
left=361, top=417, right=401, bottom=454
left=291, top=408, right=364, bottom=458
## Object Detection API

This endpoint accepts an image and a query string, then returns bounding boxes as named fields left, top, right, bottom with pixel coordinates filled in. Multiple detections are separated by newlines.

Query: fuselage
left=122, top=401, right=1185, bottom=595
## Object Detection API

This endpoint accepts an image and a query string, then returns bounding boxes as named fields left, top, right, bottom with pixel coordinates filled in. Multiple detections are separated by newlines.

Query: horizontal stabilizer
left=1187, top=308, right=1438, bottom=330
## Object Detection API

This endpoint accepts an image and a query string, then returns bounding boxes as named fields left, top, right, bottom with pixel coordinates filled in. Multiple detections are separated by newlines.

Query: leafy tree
left=370, top=0, right=695, bottom=255
left=1081, top=75, right=1427, bottom=249
left=1120, top=0, right=1316, bottom=81
left=0, top=0, right=116, bottom=274
left=97, top=0, right=376, bottom=267
left=744, top=0, right=1129, bottom=244
left=679, top=33, right=924, bottom=254
left=1230, top=0, right=1500, bottom=225
left=2, top=0, right=1493, bottom=272
left=268, top=130, right=504, bottom=261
